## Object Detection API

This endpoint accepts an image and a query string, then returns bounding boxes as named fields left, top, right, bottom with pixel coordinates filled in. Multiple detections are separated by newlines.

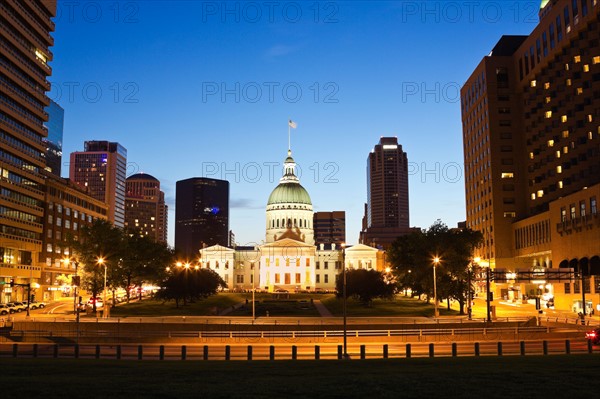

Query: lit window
left=558, top=181, right=563, bottom=189
left=562, top=130, right=569, bottom=138
left=563, top=146, right=569, bottom=154
left=566, top=79, right=572, bottom=86
left=589, top=132, right=594, bottom=140
left=501, top=172, right=514, bottom=179
left=545, top=96, right=551, bottom=103
left=577, top=87, right=583, bottom=95
left=529, top=152, right=534, bottom=159
left=503, top=212, right=516, bottom=218
left=561, top=115, right=567, bottom=123
left=557, top=165, right=562, bottom=173
left=547, top=139, right=554, bottom=147
left=545, top=111, right=552, bottom=118
left=565, top=63, right=570, bottom=70
left=593, top=56, right=600, bottom=64
left=544, top=82, right=550, bottom=89
left=583, top=64, right=589, bottom=72
left=588, top=114, right=593, bottom=122
left=531, top=193, right=536, bottom=200
left=556, top=150, right=561, bottom=158
left=574, top=55, right=581, bottom=63
left=537, top=190, right=544, bottom=197
left=530, top=80, right=537, bottom=87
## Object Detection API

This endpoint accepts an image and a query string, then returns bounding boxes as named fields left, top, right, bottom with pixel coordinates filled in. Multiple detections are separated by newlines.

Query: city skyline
left=48, top=1, right=540, bottom=246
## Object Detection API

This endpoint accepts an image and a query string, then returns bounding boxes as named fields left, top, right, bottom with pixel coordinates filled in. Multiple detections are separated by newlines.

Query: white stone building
left=199, top=149, right=385, bottom=292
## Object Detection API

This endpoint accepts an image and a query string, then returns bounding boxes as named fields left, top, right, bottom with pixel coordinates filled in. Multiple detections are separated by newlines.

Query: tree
left=117, top=233, right=174, bottom=303
left=387, top=220, right=483, bottom=314
left=335, top=269, right=395, bottom=306
left=69, top=219, right=125, bottom=311
left=156, top=268, right=226, bottom=307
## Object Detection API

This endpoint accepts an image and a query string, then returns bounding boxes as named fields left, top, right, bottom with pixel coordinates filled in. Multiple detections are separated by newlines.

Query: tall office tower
left=462, top=0, right=600, bottom=310
left=175, top=178, right=229, bottom=259
left=314, top=211, right=346, bottom=246
left=0, top=0, right=57, bottom=296
left=69, top=141, right=127, bottom=228
left=125, top=173, right=168, bottom=243
left=360, top=137, right=410, bottom=248
left=42, top=99, right=63, bottom=177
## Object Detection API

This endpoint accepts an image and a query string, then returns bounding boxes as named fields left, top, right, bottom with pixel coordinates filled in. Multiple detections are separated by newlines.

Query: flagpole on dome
left=288, top=119, right=297, bottom=151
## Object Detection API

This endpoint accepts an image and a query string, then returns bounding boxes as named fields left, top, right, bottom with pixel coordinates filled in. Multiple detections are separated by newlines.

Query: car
left=0, top=304, right=11, bottom=315
left=29, top=301, right=46, bottom=310
left=586, top=328, right=600, bottom=345
left=7, top=302, right=26, bottom=312
left=86, top=297, right=103, bottom=309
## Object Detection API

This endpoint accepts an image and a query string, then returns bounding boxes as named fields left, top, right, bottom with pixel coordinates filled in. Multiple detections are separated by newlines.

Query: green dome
left=267, top=183, right=312, bottom=205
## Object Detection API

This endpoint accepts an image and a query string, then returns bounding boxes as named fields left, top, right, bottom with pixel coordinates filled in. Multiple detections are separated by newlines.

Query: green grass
left=109, top=293, right=245, bottom=317
left=228, top=298, right=322, bottom=317
left=321, top=295, right=460, bottom=317
left=1, top=356, right=598, bottom=398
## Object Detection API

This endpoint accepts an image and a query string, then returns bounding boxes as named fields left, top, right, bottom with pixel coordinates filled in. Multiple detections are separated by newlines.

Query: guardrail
left=0, top=340, right=596, bottom=361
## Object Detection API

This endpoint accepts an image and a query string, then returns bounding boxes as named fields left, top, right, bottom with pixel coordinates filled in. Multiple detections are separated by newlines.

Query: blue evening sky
left=49, top=1, right=541, bottom=246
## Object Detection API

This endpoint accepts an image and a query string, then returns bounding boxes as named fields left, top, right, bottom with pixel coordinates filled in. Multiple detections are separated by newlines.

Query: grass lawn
left=109, top=293, right=245, bottom=317
left=321, top=295, right=460, bottom=317
left=228, top=298, right=321, bottom=317
left=1, top=356, right=598, bottom=398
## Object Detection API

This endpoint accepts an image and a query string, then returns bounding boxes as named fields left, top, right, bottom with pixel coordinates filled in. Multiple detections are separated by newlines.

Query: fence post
left=451, top=343, right=457, bottom=357
left=360, top=345, right=365, bottom=360
left=406, top=343, right=411, bottom=358
left=74, top=344, right=79, bottom=359
left=203, top=345, right=209, bottom=360
left=95, top=345, right=101, bottom=359
left=315, top=345, right=320, bottom=360
left=159, top=345, right=165, bottom=360
left=497, top=342, right=503, bottom=356
left=225, top=345, right=231, bottom=361
left=474, top=342, right=480, bottom=356
left=429, top=343, right=434, bottom=358
left=520, top=341, right=525, bottom=356
left=269, top=345, right=275, bottom=360
left=543, top=340, right=548, bottom=355
left=588, top=340, right=593, bottom=354
left=138, top=345, right=143, bottom=360
left=32, top=343, right=38, bottom=358
left=565, top=340, right=570, bottom=355
left=181, top=345, right=187, bottom=360
left=383, top=344, right=388, bottom=359
left=247, top=345, right=252, bottom=361
left=53, top=344, right=59, bottom=358
left=116, top=345, right=122, bottom=360
left=12, top=343, right=18, bottom=358
left=292, top=345, right=297, bottom=360
left=337, top=345, right=342, bottom=360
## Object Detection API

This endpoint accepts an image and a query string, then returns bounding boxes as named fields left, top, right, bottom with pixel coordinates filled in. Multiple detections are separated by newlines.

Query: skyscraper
left=175, top=178, right=229, bottom=259
left=462, top=0, right=600, bottom=311
left=314, top=211, right=346, bottom=246
left=360, top=137, right=410, bottom=248
left=42, top=99, right=64, bottom=177
left=0, top=0, right=57, bottom=295
left=69, top=141, right=127, bottom=228
left=125, top=173, right=168, bottom=243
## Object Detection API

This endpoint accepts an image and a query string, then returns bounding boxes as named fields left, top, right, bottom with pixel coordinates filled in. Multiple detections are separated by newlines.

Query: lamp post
left=486, top=260, right=492, bottom=323
left=469, top=257, right=480, bottom=321
left=251, top=260, right=256, bottom=320
left=341, top=243, right=347, bottom=359
left=97, top=257, right=107, bottom=319
left=433, top=257, right=440, bottom=318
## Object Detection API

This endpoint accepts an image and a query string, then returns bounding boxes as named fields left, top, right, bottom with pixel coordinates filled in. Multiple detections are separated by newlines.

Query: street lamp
left=97, top=257, right=107, bottom=318
left=251, top=260, right=256, bottom=320
left=341, top=243, right=348, bottom=359
left=468, top=257, right=480, bottom=321
left=433, top=257, right=440, bottom=318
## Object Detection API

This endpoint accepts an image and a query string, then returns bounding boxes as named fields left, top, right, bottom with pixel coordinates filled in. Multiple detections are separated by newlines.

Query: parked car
left=7, top=302, right=26, bottom=312
left=86, top=297, right=103, bottom=309
left=29, top=301, right=46, bottom=310
left=0, top=304, right=12, bottom=315
left=586, top=328, right=600, bottom=345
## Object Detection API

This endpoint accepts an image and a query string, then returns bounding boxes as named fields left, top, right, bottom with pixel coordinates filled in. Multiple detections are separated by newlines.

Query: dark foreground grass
left=3, top=356, right=599, bottom=398
left=110, top=293, right=244, bottom=317
left=322, top=295, right=460, bottom=317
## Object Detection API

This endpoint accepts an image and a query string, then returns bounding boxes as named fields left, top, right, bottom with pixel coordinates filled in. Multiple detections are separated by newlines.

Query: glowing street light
left=433, top=256, right=440, bottom=318
left=341, top=243, right=348, bottom=359
left=97, top=257, right=108, bottom=318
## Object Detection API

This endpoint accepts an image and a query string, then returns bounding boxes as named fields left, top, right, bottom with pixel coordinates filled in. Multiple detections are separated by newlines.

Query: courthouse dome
left=267, top=149, right=312, bottom=206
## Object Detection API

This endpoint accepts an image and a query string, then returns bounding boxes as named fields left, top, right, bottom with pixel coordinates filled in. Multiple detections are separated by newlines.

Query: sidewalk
left=218, top=301, right=246, bottom=316
left=313, top=299, right=333, bottom=317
